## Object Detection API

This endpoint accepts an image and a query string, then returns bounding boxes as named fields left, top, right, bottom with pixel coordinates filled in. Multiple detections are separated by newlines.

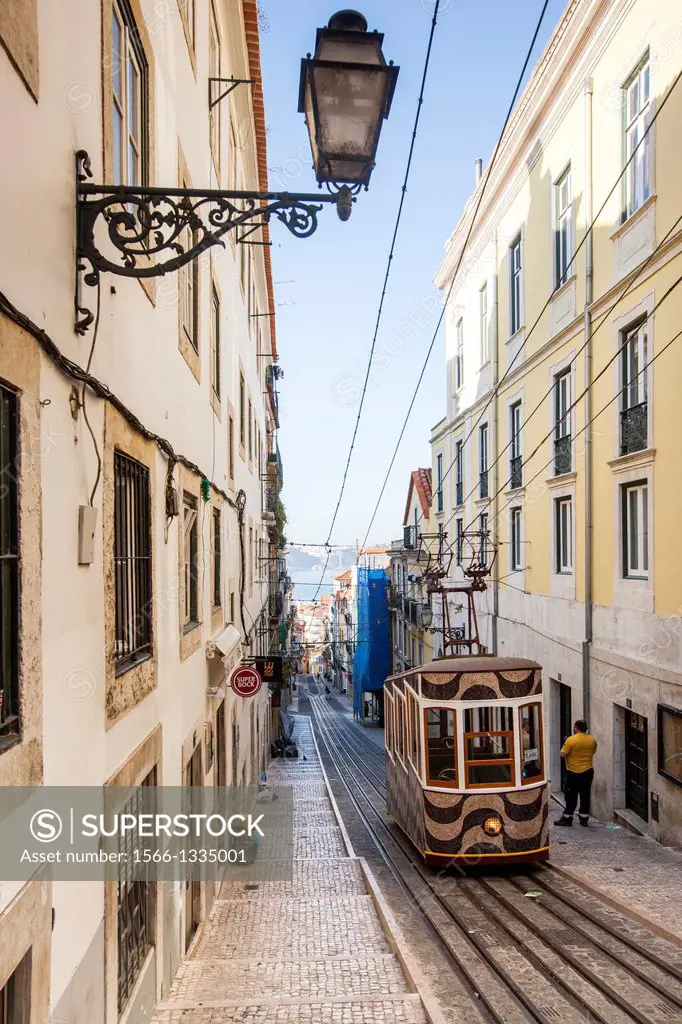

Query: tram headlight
left=483, top=814, right=503, bottom=837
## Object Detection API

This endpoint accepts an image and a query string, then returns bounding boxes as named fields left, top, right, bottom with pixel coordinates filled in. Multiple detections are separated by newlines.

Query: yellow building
left=432, top=0, right=682, bottom=845
left=389, top=469, right=435, bottom=672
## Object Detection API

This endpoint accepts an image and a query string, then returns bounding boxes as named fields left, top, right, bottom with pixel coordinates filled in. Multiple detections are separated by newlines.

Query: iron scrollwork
left=75, top=150, right=347, bottom=334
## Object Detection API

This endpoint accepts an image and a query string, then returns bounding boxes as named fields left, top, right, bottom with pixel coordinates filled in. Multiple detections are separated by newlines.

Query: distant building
left=390, top=469, right=434, bottom=673
left=358, top=545, right=391, bottom=570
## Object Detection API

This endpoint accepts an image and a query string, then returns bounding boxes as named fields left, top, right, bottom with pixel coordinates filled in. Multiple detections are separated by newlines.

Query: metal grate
left=117, top=768, right=156, bottom=1013
left=0, top=385, right=19, bottom=743
left=510, top=455, right=523, bottom=490
left=620, top=402, right=647, bottom=455
left=554, top=434, right=571, bottom=475
left=114, top=451, right=152, bottom=673
left=479, top=470, right=489, bottom=500
left=456, top=481, right=463, bottom=507
left=213, top=508, right=221, bottom=608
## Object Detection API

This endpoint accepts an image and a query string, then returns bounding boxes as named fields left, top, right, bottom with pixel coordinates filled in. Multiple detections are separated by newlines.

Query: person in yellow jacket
left=555, top=719, right=597, bottom=827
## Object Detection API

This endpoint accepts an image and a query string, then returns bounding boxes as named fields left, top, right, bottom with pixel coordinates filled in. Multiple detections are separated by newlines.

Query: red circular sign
left=231, top=666, right=262, bottom=698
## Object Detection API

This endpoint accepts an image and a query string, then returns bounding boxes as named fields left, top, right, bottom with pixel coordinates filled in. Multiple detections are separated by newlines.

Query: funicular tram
left=384, top=528, right=549, bottom=866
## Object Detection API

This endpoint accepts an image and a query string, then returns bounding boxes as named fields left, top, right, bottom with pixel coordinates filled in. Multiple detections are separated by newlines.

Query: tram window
left=464, top=706, right=515, bottom=787
left=385, top=695, right=394, bottom=754
left=520, top=703, right=543, bottom=783
left=409, top=693, right=419, bottom=767
left=425, top=708, right=457, bottom=785
left=397, top=697, right=406, bottom=762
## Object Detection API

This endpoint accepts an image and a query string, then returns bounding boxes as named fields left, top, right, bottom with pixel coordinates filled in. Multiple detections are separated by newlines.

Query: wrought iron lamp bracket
left=74, top=150, right=352, bottom=334
left=208, top=76, right=253, bottom=110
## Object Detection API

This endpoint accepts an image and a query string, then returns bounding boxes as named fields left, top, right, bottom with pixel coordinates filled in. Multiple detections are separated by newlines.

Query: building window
left=211, top=286, right=220, bottom=398
left=554, top=369, right=571, bottom=474
left=0, top=950, right=31, bottom=1024
left=620, top=322, right=648, bottom=455
left=622, top=481, right=648, bottom=579
left=479, top=513, right=489, bottom=564
left=555, top=497, right=572, bottom=574
left=436, top=453, right=443, bottom=513
left=117, top=768, right=156, bottom=1014
left=183, top=493, right=199, bottom=628
left=180, top=0, right=196, bottom=51
left=555, top=167, right=572, bottom=286
left=510, top=507, right=522, bottom=571
left=510, top=401, right=522, bottom=489
left=479, top=423, right=488, bottom=499
left=510, top=235, right=523, bottom=335
left=455, top=440, right=463, bottom=506
left=248, top=527, right=253, bottom=596
left=228, top=414, right=235, bottom=480
left=208, top=2, right=220, bottom=164
left=239, top=373, right=245, bottom=449
left=111, top=0, right=147, bottom=186
left=624, top=55, right=651, bottom=220
left=114, top=451, right=152, bottom=673
left=248, top=400, right=253, bottom=462
left=0, top=385, right=19, bottom=744
left=212, top=508, right=221, bottom=608
left=229, top=590, right=235, bottom=624
left=455, top=318, right=464, bottom=390
left=658, top=704, right=682, bottom=787
left=179, top=185, right=199, bottom=352
left=479, top=283, right=489, bottom=365
left=456, top=518, right=464, bottom=566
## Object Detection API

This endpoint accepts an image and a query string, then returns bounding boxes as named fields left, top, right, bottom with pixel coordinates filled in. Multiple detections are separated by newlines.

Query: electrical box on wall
left=78, top=506, right=98, bottom=564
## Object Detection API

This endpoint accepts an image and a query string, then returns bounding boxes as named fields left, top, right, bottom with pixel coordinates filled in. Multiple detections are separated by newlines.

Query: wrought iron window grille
left=479, top=471, right=489, bottom=500
left=620, top=402, right=648, bottom=455
left=510, top=455, right=523, bottom=490
left=554, top=434, right=572, bottom=475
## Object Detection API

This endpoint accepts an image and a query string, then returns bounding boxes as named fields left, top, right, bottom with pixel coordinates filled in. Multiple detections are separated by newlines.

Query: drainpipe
left=583, top=78, right=594, bottom=722
left=492, top=231, right=500, bottom=654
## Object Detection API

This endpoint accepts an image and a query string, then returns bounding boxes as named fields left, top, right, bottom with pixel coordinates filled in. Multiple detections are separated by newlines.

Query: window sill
left=475, top=495, right=490, bottom=507
left=610, top=194, right=657, bottom=241
left=115, top=651, right=152, bottom=678
left=183, top=620, right=201, bottom=636
left=0, top=733, right=21, bottom=757
left=504, top=485, right=525, bottom=498
left=607, top=447, right=655, bottom=474
left=546, top=470, right=577, bottom=489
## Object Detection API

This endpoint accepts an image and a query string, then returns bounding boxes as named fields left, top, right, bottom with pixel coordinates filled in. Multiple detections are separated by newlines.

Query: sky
left=259, top=0, right=566, bottom=552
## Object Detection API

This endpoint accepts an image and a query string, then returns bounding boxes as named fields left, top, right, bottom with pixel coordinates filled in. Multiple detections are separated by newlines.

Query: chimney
left=475, top=158, right=482, bottom=186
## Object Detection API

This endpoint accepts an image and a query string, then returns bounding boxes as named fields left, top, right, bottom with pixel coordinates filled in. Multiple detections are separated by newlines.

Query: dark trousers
left=564, top=768, right=594, bottom=817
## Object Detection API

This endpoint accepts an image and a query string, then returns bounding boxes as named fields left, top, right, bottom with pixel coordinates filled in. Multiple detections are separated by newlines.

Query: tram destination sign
left=231, top=666, right=262, bottom=698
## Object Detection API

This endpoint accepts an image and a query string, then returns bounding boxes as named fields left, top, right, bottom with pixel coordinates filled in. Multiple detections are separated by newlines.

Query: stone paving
left=152, top=716, right=428, bottom=1024
left=548, top=803, right=682, bottom=944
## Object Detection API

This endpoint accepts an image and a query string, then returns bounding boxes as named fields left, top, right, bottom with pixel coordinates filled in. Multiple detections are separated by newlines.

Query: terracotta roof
left=242, top=1, right=277, bottom=361
left=360, top=546, right=389, bottom=555
left=403, top=468, right=432, bottom=525
left=334, top=569, right=352, bottom=582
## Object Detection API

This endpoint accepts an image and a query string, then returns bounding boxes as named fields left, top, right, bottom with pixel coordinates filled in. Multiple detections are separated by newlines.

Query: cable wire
left=359, top=0, right=552, bottom=553
left=310, top=1, right=444, bottom=601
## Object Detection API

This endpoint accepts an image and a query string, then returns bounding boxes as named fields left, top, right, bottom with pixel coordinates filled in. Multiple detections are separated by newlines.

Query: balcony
left=620, top=402, right=647, bottom=456
left=403, top=524, right=417, bottom=549
left=267, top=443, right=283, bottom=489
left=479, top=471, right=489, bottom=499
left=554, top=434, right=571, bottom=475
left=456, top=481, right=463, bottom=507
left=265, top=365, right=280, bottom=428
left=510, top=455, right=523, bottom=490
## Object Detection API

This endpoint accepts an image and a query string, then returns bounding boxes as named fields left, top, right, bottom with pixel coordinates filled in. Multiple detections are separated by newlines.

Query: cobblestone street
left=151, top=717, right=429, bottom=1024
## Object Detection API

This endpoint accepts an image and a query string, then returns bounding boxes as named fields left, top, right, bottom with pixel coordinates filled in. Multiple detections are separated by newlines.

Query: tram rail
left=307, top=688, right=682, bottom=1024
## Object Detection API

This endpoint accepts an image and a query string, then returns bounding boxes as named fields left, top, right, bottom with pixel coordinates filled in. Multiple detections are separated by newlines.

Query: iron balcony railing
left=265, top=365, right=280, bottom=428
left=263, top=486, right=278, bottom=516
left=554, top=434, right=572, bottom=475
left=510, top=455, right=523, bottom=490
left=456, top=481, right=463, bottom=506
left=479, top=470, right=489, bottom=499
left=620, top=402, right=647, bottom=455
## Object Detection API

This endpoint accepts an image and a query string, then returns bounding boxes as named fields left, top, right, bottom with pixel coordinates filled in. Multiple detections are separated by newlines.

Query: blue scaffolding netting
left=353, top=568, right=390, bottom=717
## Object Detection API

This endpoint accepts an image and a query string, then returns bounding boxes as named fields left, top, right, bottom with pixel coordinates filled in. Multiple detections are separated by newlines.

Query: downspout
left=492, top=231, right=500, bottom=654
left=583, top=78, right=594, bottom=722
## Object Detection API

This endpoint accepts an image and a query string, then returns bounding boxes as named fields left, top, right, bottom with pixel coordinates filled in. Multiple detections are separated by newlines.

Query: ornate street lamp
left=298, top=10, right=399, bottom=198
left=74, top=9, right=398, bottom=334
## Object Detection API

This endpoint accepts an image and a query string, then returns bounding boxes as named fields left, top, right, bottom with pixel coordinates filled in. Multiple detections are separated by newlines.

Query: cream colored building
left=0, top=1, right=282, bottom=1022
left=433, top=0, right=682, bottom=845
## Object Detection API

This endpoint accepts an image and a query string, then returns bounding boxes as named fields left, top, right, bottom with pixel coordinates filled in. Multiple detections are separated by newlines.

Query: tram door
left=559, top=684, right=572, bottom=791
left=625, top=712, right=649, bottom=821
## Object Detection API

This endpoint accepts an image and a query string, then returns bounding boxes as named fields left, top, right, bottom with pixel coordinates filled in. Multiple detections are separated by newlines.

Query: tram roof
left=387, top=655, right=541, bottom=680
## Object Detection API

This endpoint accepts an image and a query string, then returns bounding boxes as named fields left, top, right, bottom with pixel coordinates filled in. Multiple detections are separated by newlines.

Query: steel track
left=307, top=689, right=682, bottom=1024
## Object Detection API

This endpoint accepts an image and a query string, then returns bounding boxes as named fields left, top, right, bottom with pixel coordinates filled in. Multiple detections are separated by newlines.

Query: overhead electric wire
left=447, top=208, right=682, bottom=538
left=471, top=270, right=682, bottom=538
left=358, top=0, right=552, bottom=554
left=309, top=1, right=444, bottom=602
left=411, top=62, right=682, bottom=547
